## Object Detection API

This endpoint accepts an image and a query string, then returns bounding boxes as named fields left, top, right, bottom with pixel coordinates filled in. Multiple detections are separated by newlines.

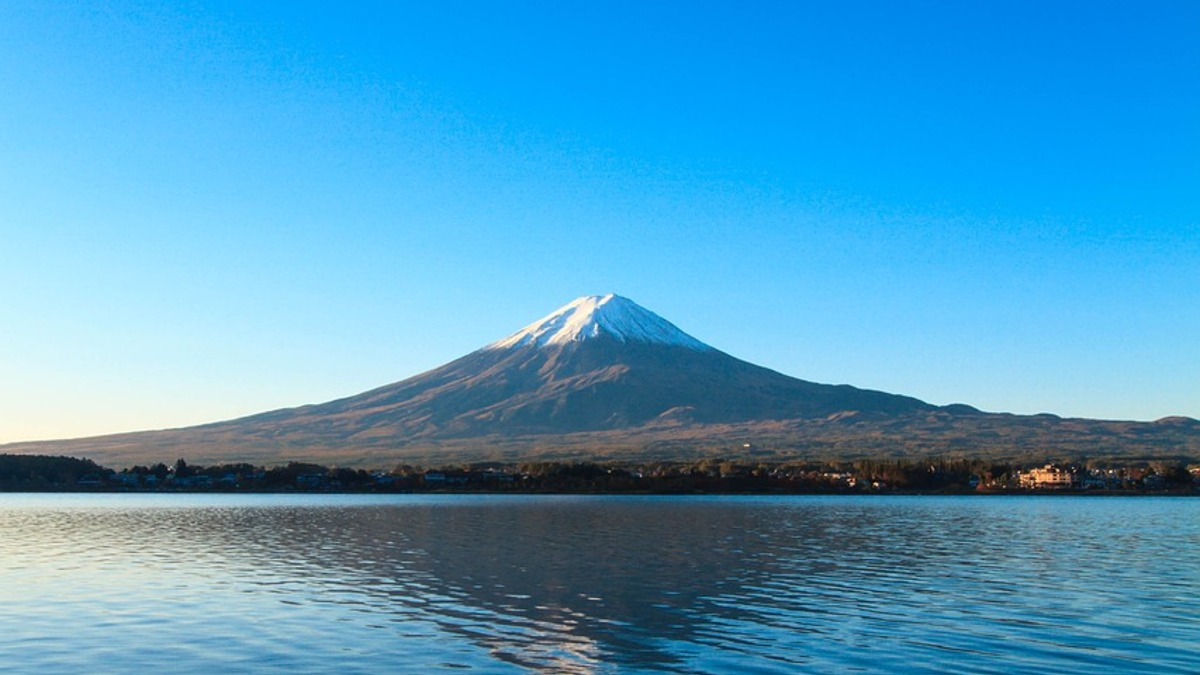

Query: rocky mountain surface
left=5, top=295, right=1196, bottom=467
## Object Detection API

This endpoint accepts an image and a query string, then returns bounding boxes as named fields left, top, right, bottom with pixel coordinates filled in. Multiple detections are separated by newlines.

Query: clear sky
left=2, top=1, right=1197, bottom=443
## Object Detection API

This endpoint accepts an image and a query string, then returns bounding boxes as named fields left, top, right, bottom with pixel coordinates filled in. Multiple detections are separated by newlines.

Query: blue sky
left=2, top=1, right=1197, bottom=442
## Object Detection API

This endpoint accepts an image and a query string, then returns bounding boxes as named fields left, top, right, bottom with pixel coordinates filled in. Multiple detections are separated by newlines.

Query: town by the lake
left=5, top=453, right=1197, bottom=495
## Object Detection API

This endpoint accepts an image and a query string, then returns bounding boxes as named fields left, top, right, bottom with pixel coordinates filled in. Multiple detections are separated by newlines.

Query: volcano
left=239, top=293, right=932, bottom=438
left=6, top=294, right=1197, bottom=466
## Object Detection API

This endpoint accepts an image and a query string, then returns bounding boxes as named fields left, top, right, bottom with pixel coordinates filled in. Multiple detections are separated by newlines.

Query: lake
left=0, top=494, right=1196, bottom=673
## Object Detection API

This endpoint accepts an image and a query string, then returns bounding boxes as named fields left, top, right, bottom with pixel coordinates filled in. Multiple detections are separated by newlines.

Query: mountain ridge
left=3, top=295, right=1197, bottom=467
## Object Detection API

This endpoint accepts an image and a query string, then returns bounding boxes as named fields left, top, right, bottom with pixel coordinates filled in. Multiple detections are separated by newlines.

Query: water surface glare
left=1, top=494, right=1197, bottom=673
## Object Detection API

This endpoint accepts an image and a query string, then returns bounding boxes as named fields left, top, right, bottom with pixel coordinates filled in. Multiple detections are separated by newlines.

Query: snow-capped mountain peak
left=487, top=294, right=712, bottom=351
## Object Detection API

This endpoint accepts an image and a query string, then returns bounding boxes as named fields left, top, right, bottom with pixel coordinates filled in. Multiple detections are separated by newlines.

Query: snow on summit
left=488, top=294, right=712, bottom=350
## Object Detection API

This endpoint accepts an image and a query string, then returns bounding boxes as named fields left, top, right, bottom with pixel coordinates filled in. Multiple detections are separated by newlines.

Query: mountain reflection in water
left=0, top=494, right=1197, bottom=673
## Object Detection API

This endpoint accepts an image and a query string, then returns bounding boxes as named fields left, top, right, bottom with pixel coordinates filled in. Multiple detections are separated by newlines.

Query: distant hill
left=4, top=294, right=1197, bottom=467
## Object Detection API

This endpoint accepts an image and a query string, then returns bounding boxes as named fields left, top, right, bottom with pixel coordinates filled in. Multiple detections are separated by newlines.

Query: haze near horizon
left=1, top=1, right=1197, bottom=443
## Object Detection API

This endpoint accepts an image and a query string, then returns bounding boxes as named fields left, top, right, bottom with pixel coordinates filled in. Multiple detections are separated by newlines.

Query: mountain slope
left=214, top=293, right=931, bottom=443
left=4, top=294, right=1197, bottom=467
left=235, top=336, right=932, bottom=441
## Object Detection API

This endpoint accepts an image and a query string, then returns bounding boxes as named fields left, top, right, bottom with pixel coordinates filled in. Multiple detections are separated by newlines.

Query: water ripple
left=0, top=494, right=1197, bottom=673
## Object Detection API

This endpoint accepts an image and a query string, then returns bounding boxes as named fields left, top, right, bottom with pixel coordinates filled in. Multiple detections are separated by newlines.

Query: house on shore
left=1019, top=464, right=1079, bottom=489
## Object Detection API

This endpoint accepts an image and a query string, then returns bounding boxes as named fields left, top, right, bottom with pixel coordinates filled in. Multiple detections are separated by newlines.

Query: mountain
left=238, top=293, right=931, bottom=437
left=487, top=294, right=712, bottom=350
left=4, top=294, right=1198, bottom=466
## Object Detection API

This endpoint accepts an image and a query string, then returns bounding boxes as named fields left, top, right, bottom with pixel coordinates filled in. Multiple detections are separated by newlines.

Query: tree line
left=1, top=453, right=1196, bottom=493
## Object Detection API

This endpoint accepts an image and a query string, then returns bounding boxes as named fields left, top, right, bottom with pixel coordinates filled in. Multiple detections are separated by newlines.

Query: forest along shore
left=2, top=454, right=1198, bottom=494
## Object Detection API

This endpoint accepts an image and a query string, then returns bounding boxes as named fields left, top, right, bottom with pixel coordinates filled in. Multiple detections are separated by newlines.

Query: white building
left=1019, top=464, right=1079, bottom=489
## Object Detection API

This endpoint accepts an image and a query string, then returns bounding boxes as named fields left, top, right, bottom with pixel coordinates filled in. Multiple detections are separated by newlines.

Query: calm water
left=0, top=494, right=1196, bottom=673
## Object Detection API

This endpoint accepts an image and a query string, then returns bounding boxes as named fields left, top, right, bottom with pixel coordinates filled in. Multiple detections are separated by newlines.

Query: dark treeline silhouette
left=0, top=454, right=111, bottom=490
left=2, top=454, right=1196, bottom=494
